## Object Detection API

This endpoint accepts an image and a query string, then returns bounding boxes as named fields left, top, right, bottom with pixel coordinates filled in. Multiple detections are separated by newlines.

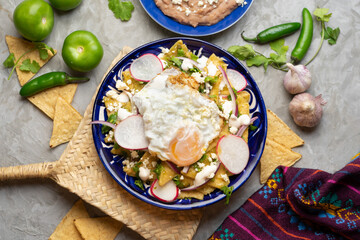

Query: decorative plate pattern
left=92, top=37, right=267, bottom=210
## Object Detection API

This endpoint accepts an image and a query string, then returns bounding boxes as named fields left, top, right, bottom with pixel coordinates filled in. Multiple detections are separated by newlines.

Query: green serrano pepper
left=241, top=22, right=301, bottom=44
left=20, top=72, right=89, bottom=97
left=291, top=8, right=313, bottom=63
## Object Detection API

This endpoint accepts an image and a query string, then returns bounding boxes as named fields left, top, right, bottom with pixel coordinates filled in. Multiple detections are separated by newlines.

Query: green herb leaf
left=313, top=8, right=332, bottom=22
left=132, top=161, right=142, bottom=177
left=227, top=44, right=256, bottom=60
left=134, top=179, right=144, bottom=190
left=19, top=59, right=40, bottom=73
left=177, top=48, right=185, bottom=57
left=323, top=27, right=340, bottom=45
left=101, top=112, right=118, bottom=134
left=34, top=42, right=55, bottom=57
left=249, top=124, right=258, bottom=131
left=190, top=53, right=199, bottom=61
left=3, top=53, right=15, bottom=68
left=246, top=55, right=272, bottom=71
left=153, top=162, right=163, bottom=179
left=220, top=185, right=234, bottom=205
left=173, top=175, right=184, bottom=188
left=170, top=56, right=182, bottom=68
left=108, top=0, right=134, bottom=21
left=39, top=48, right=49, bottom=60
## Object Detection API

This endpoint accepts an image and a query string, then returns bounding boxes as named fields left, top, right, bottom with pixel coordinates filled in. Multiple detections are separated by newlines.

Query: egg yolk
left=168, top=126, right=204, bottom=167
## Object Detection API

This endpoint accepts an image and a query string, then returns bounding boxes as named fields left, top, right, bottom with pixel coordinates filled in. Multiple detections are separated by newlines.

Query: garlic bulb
left=283, top=63, right=311, bottom=94
left=289, top=93, right=327, bottom=127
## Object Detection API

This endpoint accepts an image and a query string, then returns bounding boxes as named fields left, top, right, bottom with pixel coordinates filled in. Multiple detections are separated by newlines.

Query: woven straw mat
left=0, top=47, right=203, bottom=240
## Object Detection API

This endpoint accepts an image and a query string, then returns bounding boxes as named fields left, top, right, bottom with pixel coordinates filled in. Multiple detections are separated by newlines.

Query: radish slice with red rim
left=226, top=69, right=247, bottom=92
left=181, top=161, right=220, bottom=191
left=114, top=115, right=149, bottom=150
left=150, top=179, right=179, bottom=202
left=130, top=53, right=163, bottom=82
left=218, top=66, right=238, bottom=117
left=217, top=135, right=249, bottom=175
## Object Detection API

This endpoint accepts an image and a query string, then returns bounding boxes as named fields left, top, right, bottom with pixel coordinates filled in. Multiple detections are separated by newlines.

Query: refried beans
left=154, top=0, right=246, bottom=27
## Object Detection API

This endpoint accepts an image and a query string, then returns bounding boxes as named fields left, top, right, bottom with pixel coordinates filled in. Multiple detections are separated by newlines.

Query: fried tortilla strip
left=49, top=200, right=89, bottom=240
left=267, top=109, right=304, bottom=148
left=260, top=139, right=302, bottom=184
left=74, top=217, right=123, bottom=240
left=5, top=35, right=78, bottom=119
left=50, top=97, right=82, bottom=148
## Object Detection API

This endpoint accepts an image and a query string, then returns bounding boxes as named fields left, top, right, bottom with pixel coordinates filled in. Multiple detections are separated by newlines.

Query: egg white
left=133, top=68, right=222, bottom=163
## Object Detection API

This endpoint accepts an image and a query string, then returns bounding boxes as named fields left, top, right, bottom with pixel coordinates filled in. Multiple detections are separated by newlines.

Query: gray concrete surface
left=0, top=0, right=359, bottom=239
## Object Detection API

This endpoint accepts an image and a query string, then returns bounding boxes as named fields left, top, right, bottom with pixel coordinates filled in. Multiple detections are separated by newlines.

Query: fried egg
left=133, top=68, right=222, bottom=166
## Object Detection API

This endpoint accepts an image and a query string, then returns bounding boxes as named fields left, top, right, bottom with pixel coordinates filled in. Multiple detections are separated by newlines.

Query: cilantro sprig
left=305, top=8, right=340, bottom=65
left=220, top=185, right=234, bottom=205
left=228, top=39, right=289, bottom=71
left=3, top=42, right=54, bottom=80
left=108, top=0, right=134, bottom=21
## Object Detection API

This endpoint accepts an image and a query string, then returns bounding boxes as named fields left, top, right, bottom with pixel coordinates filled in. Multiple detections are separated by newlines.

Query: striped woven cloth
left=210, top=153, right=360, bottom=240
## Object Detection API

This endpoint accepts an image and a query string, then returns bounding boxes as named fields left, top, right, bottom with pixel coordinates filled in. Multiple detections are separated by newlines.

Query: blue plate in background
left=139, top=0, right=253, bottom=36
left=92, top=37, right=267, bottom=210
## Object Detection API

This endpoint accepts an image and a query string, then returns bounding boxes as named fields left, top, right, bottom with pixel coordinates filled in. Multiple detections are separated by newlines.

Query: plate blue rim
left=91, top=37, right=267, bottom=210
left=139, top=0, right=254, bottom=37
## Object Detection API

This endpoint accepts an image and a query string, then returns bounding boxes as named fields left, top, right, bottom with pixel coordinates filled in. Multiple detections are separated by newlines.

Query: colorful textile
left=210, top=153, right=360, bottom=240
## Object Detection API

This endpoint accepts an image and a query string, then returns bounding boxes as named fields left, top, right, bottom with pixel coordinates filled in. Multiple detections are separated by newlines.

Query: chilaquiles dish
left=100, top=40, right=252, bottom=202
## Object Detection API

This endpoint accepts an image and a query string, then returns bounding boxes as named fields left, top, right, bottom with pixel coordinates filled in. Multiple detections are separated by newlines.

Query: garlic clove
left=289, top=93, right=326, bottom=127
left=283, top=63, right=312, bottom=94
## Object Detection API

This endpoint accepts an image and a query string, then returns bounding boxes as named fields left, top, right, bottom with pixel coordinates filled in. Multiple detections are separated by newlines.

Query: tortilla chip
left=49, top=200, right=89, bottom=240
left=267, top=109, right=304, bottom=148
left=5, top=35, right=78, bottom=119
left=260, top=139, right=302, bottom=184
left=27, top=84, right=78, bottom=119
left=50, top=97, right=82, bottom=148
left=74, top=217, right=123, bottom=240
left=5, top=35, right=56, bottom=86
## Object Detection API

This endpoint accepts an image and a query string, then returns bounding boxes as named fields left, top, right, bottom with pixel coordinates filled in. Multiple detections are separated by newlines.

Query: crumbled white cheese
left=117, top=107, right=133, bottom=120
left=180, top=175, right=184, bottom=180
left=222, top=100, right=233, bottom=119
left=116, top=81, right=130, bottom=91
left=130, top=151, right=139, bottom=159
left=197, top=56, right=208, bottom=69
left=210, top=153, right=217, bottom=159
left=139, top=166, right=151, bottom=181
left=220, top=173, right=229, bottom=182
left=185, top=7, right=191, bottom=16
left=172, top=0, right=182, bottom=4
left=198, top=1, right=204, bottom=6
left=181, top=58, right=194, bottom=71
left=229, top=126, right=238, bottom=134
left=207, top=61, right=218, bottom=76
left=192, top=72, right=205, bottom=83
left=235, top=0, right=244, bottom=5
left=207, top=0, right=218, bottom=4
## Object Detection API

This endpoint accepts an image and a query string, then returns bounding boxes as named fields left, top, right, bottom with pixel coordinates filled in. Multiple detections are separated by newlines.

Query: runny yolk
left=168, top=126, right=204, bottom=167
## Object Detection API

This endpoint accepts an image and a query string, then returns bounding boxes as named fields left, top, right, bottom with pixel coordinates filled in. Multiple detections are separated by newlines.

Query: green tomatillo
left=13, top=0, right=54, bottom=42
left=62, top=30, right=104, bottom=72
left=49, top=0, right=83, bottom=11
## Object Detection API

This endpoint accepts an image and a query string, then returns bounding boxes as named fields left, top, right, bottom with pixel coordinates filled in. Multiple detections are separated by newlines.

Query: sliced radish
left=150, top=179, right=179, bottom=202
left=114, top=115, right=149, bottom=150
left=181, top=162, right=220, bottom=191
left=218, top=66, right=238, bottom=117
left=130, top=53, right=163, bottom=82
left=226, top=69, right=247, bottom=92
left=217, top=135, right=249, bottom=175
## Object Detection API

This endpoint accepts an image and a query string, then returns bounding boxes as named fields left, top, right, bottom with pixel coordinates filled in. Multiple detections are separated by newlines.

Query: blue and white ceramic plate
left=139, top=0, right=253, bottom=37
left=92, top=37, right=267, bottom=210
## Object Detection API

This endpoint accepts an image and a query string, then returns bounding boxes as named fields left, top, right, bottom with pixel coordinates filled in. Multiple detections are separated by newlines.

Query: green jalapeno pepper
left=241, top=22, right=301, bottom=44
left=19, top=71, right=89, bottom=97
left=291, top=8, right=313, bottom=63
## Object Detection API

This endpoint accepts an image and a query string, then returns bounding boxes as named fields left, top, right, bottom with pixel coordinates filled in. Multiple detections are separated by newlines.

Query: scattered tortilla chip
left=267, top=109, right=304, bottom=148
left=5, top=35, right=56, bottom=86
left=74, top=217, right=123, bottom=240
left=27, top=84, right=78, bottom=119
left=260, top=139, right=302, bottom=184
left=5, top=35, right=78, bottom=119
left=50, top=97, right=82, bottom=148
left=49, top=200, right=89, bottom=240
